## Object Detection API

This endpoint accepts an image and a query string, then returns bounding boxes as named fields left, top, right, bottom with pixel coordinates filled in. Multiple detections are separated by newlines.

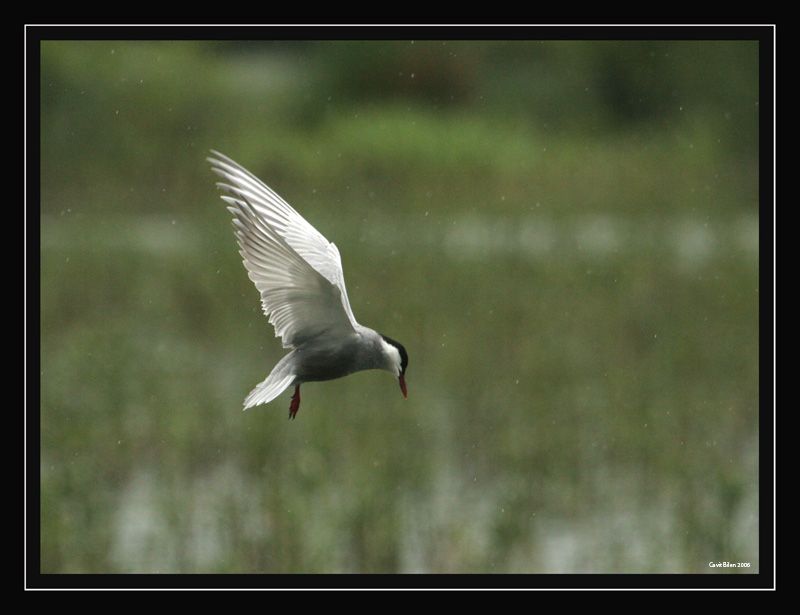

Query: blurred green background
left=40, top=40, right=759, bottom=573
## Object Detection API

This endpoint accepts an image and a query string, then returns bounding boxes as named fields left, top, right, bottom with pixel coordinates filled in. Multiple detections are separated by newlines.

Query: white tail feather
left=243, top=352, right=297, bottom=409
left=244, top=375, right=294, bottom=409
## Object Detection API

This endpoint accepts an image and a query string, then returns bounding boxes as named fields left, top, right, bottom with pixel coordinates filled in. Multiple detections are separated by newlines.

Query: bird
left=208, top=151, right=408, bottom=419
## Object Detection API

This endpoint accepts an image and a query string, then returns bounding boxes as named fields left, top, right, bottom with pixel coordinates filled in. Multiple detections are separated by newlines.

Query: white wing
left=209, top=151, right=359, bottom=348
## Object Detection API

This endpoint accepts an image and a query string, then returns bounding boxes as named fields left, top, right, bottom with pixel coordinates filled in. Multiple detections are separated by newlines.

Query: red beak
left=399, top=374, right=408, bottom=399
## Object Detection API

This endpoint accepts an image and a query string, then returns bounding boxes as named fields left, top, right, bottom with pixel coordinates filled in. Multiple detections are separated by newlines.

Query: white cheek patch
left=380, top=339, right=402, bottom=375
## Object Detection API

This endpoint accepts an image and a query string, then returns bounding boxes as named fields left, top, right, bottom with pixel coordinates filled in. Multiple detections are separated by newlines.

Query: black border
left=25, top=23, right=775, bottom=590
left=28, top=24, right=769, bottom=41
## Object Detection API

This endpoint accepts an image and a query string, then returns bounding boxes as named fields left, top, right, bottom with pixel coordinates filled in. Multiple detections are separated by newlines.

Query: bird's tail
left=243, top=351, right=297, bottom=410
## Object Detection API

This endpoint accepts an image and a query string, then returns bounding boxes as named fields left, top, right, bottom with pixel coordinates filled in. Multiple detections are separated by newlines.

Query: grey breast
left=293, top=333, right=366, bottom=383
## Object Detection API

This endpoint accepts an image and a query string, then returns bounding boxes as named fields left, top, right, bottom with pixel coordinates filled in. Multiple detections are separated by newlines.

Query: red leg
left=289, top=385, right=301, bottom=420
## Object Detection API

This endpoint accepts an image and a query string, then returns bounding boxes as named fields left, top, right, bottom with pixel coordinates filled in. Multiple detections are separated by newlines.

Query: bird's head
left=379, top=334, right=409, bottom=399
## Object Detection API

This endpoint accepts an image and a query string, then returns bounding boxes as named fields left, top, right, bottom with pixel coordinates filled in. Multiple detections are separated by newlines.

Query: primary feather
left=208, top=151, right=359, bottom=349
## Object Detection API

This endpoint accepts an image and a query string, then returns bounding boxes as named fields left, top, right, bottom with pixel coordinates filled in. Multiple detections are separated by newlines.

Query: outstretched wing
left=209, top=152, right=358, bottom=348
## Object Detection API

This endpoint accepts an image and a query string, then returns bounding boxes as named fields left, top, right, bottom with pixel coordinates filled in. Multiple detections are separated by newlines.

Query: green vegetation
left=40, top=40, right=759, bottom=573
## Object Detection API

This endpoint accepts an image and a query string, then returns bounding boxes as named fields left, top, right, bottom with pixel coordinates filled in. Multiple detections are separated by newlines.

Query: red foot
left=289, top=385, right=301, bottom=420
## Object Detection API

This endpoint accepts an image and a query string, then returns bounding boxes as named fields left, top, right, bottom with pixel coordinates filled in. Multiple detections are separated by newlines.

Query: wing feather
left=211, top=157, right=358, bottom=348
left=209, top=150, right=358, bottom=328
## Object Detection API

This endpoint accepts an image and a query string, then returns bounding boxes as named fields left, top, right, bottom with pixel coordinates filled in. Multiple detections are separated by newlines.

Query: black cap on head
left=380, top=334, right=408, bottom=375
